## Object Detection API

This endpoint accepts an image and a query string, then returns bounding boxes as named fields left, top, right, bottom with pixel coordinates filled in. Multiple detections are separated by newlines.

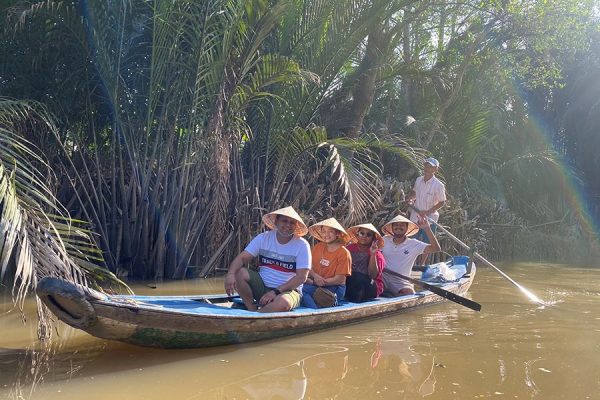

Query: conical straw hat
left=262, top=206, right=308, bottom=236
left=308, top=218, right=350, bottom=243
left=381, top=214, right=419, bottom=237
left=347, top=223, right=385, bottom=249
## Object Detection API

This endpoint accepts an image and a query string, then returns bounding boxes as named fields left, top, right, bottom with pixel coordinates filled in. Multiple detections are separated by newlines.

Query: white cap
left=424, top=157, right=439, bottom=167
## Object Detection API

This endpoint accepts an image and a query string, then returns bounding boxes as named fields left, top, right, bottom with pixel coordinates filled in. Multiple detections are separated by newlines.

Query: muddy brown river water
left=1, top=263, right=598, bottom=399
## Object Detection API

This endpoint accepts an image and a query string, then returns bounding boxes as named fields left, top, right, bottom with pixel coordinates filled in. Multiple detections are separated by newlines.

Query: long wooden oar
left=383, top=269, right=481, bottom=311
left=407, top=205, right=545, bottom=305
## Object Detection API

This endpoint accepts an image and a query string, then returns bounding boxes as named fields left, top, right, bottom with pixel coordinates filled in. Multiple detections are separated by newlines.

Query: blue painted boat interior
left=105, top=258, right=471, bottom=318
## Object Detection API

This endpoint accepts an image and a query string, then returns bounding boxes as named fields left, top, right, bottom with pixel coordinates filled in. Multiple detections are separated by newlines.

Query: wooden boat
left=36, top=256, right=476, bottom=349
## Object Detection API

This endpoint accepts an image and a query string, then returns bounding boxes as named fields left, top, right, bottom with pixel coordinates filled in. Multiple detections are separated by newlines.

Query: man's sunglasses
left=358, top=231, right=374, bottom=238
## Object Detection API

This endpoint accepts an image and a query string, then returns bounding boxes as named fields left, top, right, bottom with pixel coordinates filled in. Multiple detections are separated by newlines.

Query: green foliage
left=1, top=0, right=599, bottom=292
left=0, top=99, right=130, bottom=307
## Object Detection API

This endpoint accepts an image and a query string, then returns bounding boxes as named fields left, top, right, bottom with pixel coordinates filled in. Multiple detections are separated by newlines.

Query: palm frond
left=325, top=138, right=383, bottom=219
left=0, top=100, right=130, bottom=308
left=254, top=125, right=385, bottom=219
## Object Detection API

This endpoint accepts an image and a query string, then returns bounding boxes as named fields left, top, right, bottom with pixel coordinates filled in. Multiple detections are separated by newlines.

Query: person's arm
left=318, top=248, right=351, bottom=286
left=308, top=244, right=320, bottom=285
left=417, top=217, right=441, bottom=254
left=423, top=182, right=446, bottom=216
left=407, top=177, right=420, bottom=203
left=310, top=270, right=323, bottom=285
left=259, top=268, right=310, bottom=306
left=322, top=274, right=346, bottom=286
left=224, top=250, right=255, bottom=295
left=424, top=200, right=445, bottom=216
left=306, top=270, right=315, bottom=284
left=279, top=268, right=310, bottom=292
left=262, top=239, right=312, bottom=303
left=367, top=241, right=380, bottom=279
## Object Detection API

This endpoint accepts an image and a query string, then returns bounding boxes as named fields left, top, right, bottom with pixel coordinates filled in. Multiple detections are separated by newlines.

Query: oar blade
left=409, top=277, right=481, bottom=312
left=384, top=269, right=481, bottom=312
left=418, top=281, right=482, bottom=311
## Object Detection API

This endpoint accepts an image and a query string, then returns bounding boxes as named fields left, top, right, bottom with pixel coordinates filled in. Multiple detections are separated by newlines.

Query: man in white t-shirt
left=406, top=157, right=446, bottom=265
left=380, top=214, right=440, bottom=296
left=225, top=206, right=311, bottom=312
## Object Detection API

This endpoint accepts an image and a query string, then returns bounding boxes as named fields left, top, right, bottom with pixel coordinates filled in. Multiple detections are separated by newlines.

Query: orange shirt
left=311, top=242, right=352, bottom=279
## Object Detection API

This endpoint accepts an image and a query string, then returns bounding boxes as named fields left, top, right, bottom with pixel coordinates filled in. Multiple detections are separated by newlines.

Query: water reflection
left=202, top=318, right=440, bottom=400
left=341, top=337, right=437, bottom=399
left=217, top=359, right=308, bottom=399
left=0, top=338, right=108, bottom=399
left=2, top=322, right=443, bottom=400
left=208, top=338, right=436, bottom=400
left=211, top=350, right=348, bottom=400
left=369, top=339, right=435, bottom=397
left=2, top=264, right=600, bottom=399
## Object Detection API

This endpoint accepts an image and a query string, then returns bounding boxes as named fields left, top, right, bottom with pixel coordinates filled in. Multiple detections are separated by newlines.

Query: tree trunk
left=343, top=26, right=385, bottom=138
left=206, top=70, right=236, bottom=254
left=437, top=2, right=447, bottom=62
left=402, top=9, right=414, bottom=117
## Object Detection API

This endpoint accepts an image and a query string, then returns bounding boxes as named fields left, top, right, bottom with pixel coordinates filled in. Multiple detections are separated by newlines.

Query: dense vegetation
left=1, top=0, right=599, bottom=295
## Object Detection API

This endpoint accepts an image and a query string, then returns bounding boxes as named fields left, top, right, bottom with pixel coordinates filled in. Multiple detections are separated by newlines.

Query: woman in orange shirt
left=302, top=218, right=352, bottom=308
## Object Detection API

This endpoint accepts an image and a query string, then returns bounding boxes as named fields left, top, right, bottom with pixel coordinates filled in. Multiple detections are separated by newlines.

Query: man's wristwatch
left=273, top=288, right=282, bottom=295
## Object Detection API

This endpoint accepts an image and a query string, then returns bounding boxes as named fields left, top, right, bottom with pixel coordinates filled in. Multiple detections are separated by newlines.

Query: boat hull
left=36, top=261, right=476, bottom=349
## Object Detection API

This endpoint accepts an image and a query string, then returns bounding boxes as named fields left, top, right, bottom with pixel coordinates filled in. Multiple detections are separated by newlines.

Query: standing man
left=225, top=206, right=311, bottom=312
left=406, top=157, right=446, bottom=265
left=380, top=214, right=440, bottom=296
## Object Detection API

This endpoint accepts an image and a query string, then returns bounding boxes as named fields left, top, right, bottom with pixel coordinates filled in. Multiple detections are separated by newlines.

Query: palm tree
left=4, top=0, right=425, bottom=279
left=0, top=98, right=128, bottom=337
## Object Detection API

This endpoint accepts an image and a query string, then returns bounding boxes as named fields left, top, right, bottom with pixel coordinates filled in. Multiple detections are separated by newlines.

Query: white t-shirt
left=381, top=236, right=428, bottom=293
left=244, top=230, right=311, bottom=291
left=410, top=175, right=446, bottom=223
